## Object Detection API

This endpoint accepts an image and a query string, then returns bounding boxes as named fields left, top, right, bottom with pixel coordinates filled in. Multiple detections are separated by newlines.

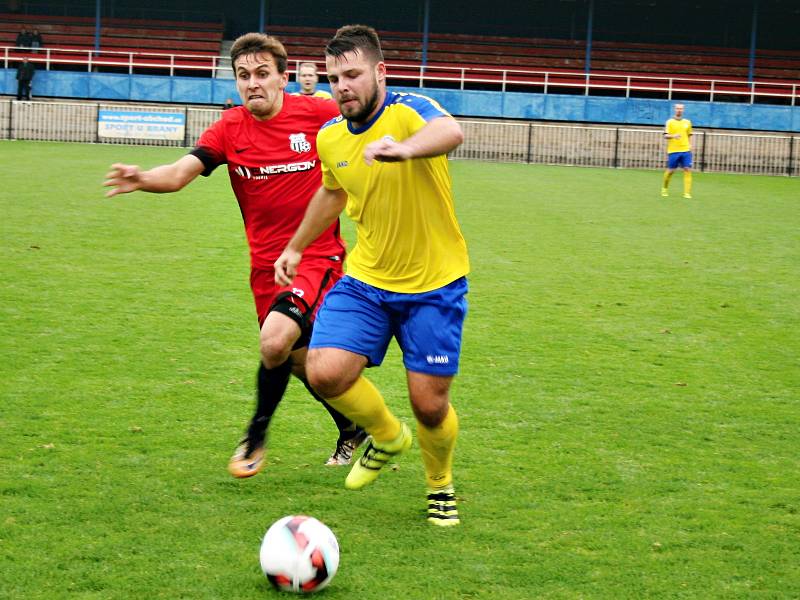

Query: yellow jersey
left=293, top=90, right=333, bottom=99
left=317, top=91, right=469, bottom=293
left=665, top=118, right=692, bottom=153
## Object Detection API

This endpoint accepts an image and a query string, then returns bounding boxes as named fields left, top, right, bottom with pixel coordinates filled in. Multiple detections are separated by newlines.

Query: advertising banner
left=97, top=110, right=185, bottom=140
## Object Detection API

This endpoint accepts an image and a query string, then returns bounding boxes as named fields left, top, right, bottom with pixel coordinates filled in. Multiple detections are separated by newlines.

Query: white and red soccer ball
left=259, top=515, right=340, bottom=594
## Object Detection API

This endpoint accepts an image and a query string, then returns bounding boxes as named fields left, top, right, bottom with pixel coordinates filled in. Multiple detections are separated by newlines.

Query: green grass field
left=1, top=140, right=798, bottom=599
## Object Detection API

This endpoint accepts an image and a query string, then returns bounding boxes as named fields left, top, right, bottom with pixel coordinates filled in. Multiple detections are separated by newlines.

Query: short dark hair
left=230, top=33, right=288, bottom=73
left=325, top=25, right=384, bottom=64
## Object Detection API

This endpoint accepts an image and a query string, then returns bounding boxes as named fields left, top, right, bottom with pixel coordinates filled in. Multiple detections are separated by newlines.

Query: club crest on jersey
left=289, top=133, right=311, bottom=153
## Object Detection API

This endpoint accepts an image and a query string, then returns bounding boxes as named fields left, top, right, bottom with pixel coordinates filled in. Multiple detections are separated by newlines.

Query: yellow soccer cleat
left=683, top=193, right=692, bottom=199
left=660, top=188, right=669, bottom=197
left=427, top=485, right=460, bottom=527
left=345, top=422, right=412, bottom=490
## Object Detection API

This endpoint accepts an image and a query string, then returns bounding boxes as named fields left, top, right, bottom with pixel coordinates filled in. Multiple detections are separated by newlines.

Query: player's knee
left=411, top=398, right=450, bottom=428
left=259, top=333, right=292, bottom=370
left=305, top=353, right=355, bottom=398
left=305, top=367, right=345, bottom=398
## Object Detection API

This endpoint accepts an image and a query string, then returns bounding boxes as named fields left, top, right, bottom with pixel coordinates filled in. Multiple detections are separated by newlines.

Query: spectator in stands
left=662, top=103, right=694, bottom=199
left=103, top=32, right=366, bottom=480
left=15, top=27, right=32, bottom=48
left=223, top=97, right=235, bottom=110
left=30, top=28, right=43, bottom=52
left=294, top=62, right=332, bottom=98
left=16, top=57, right=35, bottom=101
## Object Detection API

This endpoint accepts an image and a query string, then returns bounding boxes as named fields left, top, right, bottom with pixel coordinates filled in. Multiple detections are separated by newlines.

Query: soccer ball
left=259, top=515, right=340, bottom=594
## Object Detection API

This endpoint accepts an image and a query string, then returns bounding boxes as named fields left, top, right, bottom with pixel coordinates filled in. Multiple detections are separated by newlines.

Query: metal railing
left=3, top=45, right=220, bottom=77
left=4, top=45, right=798, bottom=105
left=1, top=100, right=796, bottom=176
left=451, top=120, right=799, bottom=176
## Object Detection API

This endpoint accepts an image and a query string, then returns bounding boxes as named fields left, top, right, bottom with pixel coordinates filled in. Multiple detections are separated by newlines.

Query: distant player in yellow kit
left=662, top=103, right=693, bottom=199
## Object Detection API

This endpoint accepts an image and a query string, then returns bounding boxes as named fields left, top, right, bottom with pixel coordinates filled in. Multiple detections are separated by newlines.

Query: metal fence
left=1, top=100, right=797, bottom=176
left=452, top=119, right=799, bottom=176
left=0, top=100, right=219, bottom=146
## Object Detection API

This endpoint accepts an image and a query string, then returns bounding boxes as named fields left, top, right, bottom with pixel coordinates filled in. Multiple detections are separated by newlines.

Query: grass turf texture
left=1, top=140, right=798, bottom=599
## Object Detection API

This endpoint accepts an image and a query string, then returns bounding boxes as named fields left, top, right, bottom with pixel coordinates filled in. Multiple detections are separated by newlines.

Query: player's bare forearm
left=407, top=115, right=464, bottom=157
left=139, top=163, right=197, bottom=192
left=275, top=186, right=347, bottom=285
left=287, top=186, right=347, bottom=252
left=364, top=116, right=464, bottom=164
left=104, top=154, right=203, bottom=197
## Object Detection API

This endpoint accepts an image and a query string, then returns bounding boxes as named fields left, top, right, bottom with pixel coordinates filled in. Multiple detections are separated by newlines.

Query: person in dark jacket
left=16, top=58, right=35, bottom=100
left=16, top=27, right=33, bottom=48
left=30, top=28, right=43, bottom=51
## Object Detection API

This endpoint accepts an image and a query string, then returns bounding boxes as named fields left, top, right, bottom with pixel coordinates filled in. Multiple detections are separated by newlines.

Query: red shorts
left=250, top=256, right=344, bottom=327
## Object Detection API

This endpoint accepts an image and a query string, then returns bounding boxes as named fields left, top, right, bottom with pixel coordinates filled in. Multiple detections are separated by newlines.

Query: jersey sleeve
left=191, top=119, right=227, bottom=177
left=317, top=119, right=343, bottom=190
left=316, top=98, right=341, bottom=127
left=321, top=160, right=342, bottom=190
left=395, top=93, right=450, bottom=122
left=687, top=120, right=693, bottom=136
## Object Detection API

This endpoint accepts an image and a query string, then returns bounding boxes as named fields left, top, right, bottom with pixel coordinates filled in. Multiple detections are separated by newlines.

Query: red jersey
left=193, top=93, right=344, bottom=269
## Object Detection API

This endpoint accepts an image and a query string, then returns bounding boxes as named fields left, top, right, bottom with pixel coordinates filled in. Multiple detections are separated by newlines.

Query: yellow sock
left=328, top=376, right=400, bottom=444
left=662, top=171, right=673, bottom=189
left=683, top=171, right=693, bottom=195
left=418, top=404, right=458, bottom=489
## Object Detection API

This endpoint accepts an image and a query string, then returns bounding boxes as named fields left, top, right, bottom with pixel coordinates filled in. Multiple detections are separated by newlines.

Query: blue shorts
left=309, top=275, right=468, bottom=376
left=667, top=151, right=693, bottom=169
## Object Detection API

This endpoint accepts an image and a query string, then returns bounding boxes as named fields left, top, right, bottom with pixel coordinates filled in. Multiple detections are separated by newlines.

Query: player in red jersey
left=103, top=33, right=366, bottom=477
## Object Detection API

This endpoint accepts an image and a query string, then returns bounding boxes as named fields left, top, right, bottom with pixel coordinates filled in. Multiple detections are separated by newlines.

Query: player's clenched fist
left=274, top=248, right=302, bottom=286
left=363, top=138, right=413, bottom=165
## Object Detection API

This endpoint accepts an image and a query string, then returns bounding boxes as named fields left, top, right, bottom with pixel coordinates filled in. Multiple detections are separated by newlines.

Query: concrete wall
left=3, top=68, right=799, bottom=132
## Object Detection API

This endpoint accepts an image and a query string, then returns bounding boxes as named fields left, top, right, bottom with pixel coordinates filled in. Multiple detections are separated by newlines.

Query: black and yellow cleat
left=345, top=422, right=411, bottom=490
left=427, top=485, right=460, bottom=527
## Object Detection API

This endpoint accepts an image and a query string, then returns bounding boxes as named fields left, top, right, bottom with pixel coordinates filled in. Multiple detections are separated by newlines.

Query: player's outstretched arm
left=104, top=154, right=205, bottom=197
left=363, top=115, right=464, bottom=165
left=274, top=186, right=347, bottom=286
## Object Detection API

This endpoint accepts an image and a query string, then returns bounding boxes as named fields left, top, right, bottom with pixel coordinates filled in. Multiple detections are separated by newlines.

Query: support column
left=585, top=0, right=594, bottom=75
left=259, top=0, right=267, bottom=33
left=421, top=0, right=430, bottom=68
left=748, top=0, right=759, bottom=83
left=94, top=0, right=101, bottom=52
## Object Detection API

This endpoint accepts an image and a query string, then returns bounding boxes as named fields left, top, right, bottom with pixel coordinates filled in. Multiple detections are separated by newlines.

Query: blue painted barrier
left=2, top=69, right=798, bottom=132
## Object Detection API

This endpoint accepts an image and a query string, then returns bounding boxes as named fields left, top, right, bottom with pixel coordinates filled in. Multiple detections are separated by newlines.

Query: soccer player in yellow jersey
left=662, top=103, right=694, bottom=199
left=294, top=62, right=333, bottom=98
left=275, top=24, right=469, bottom=526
